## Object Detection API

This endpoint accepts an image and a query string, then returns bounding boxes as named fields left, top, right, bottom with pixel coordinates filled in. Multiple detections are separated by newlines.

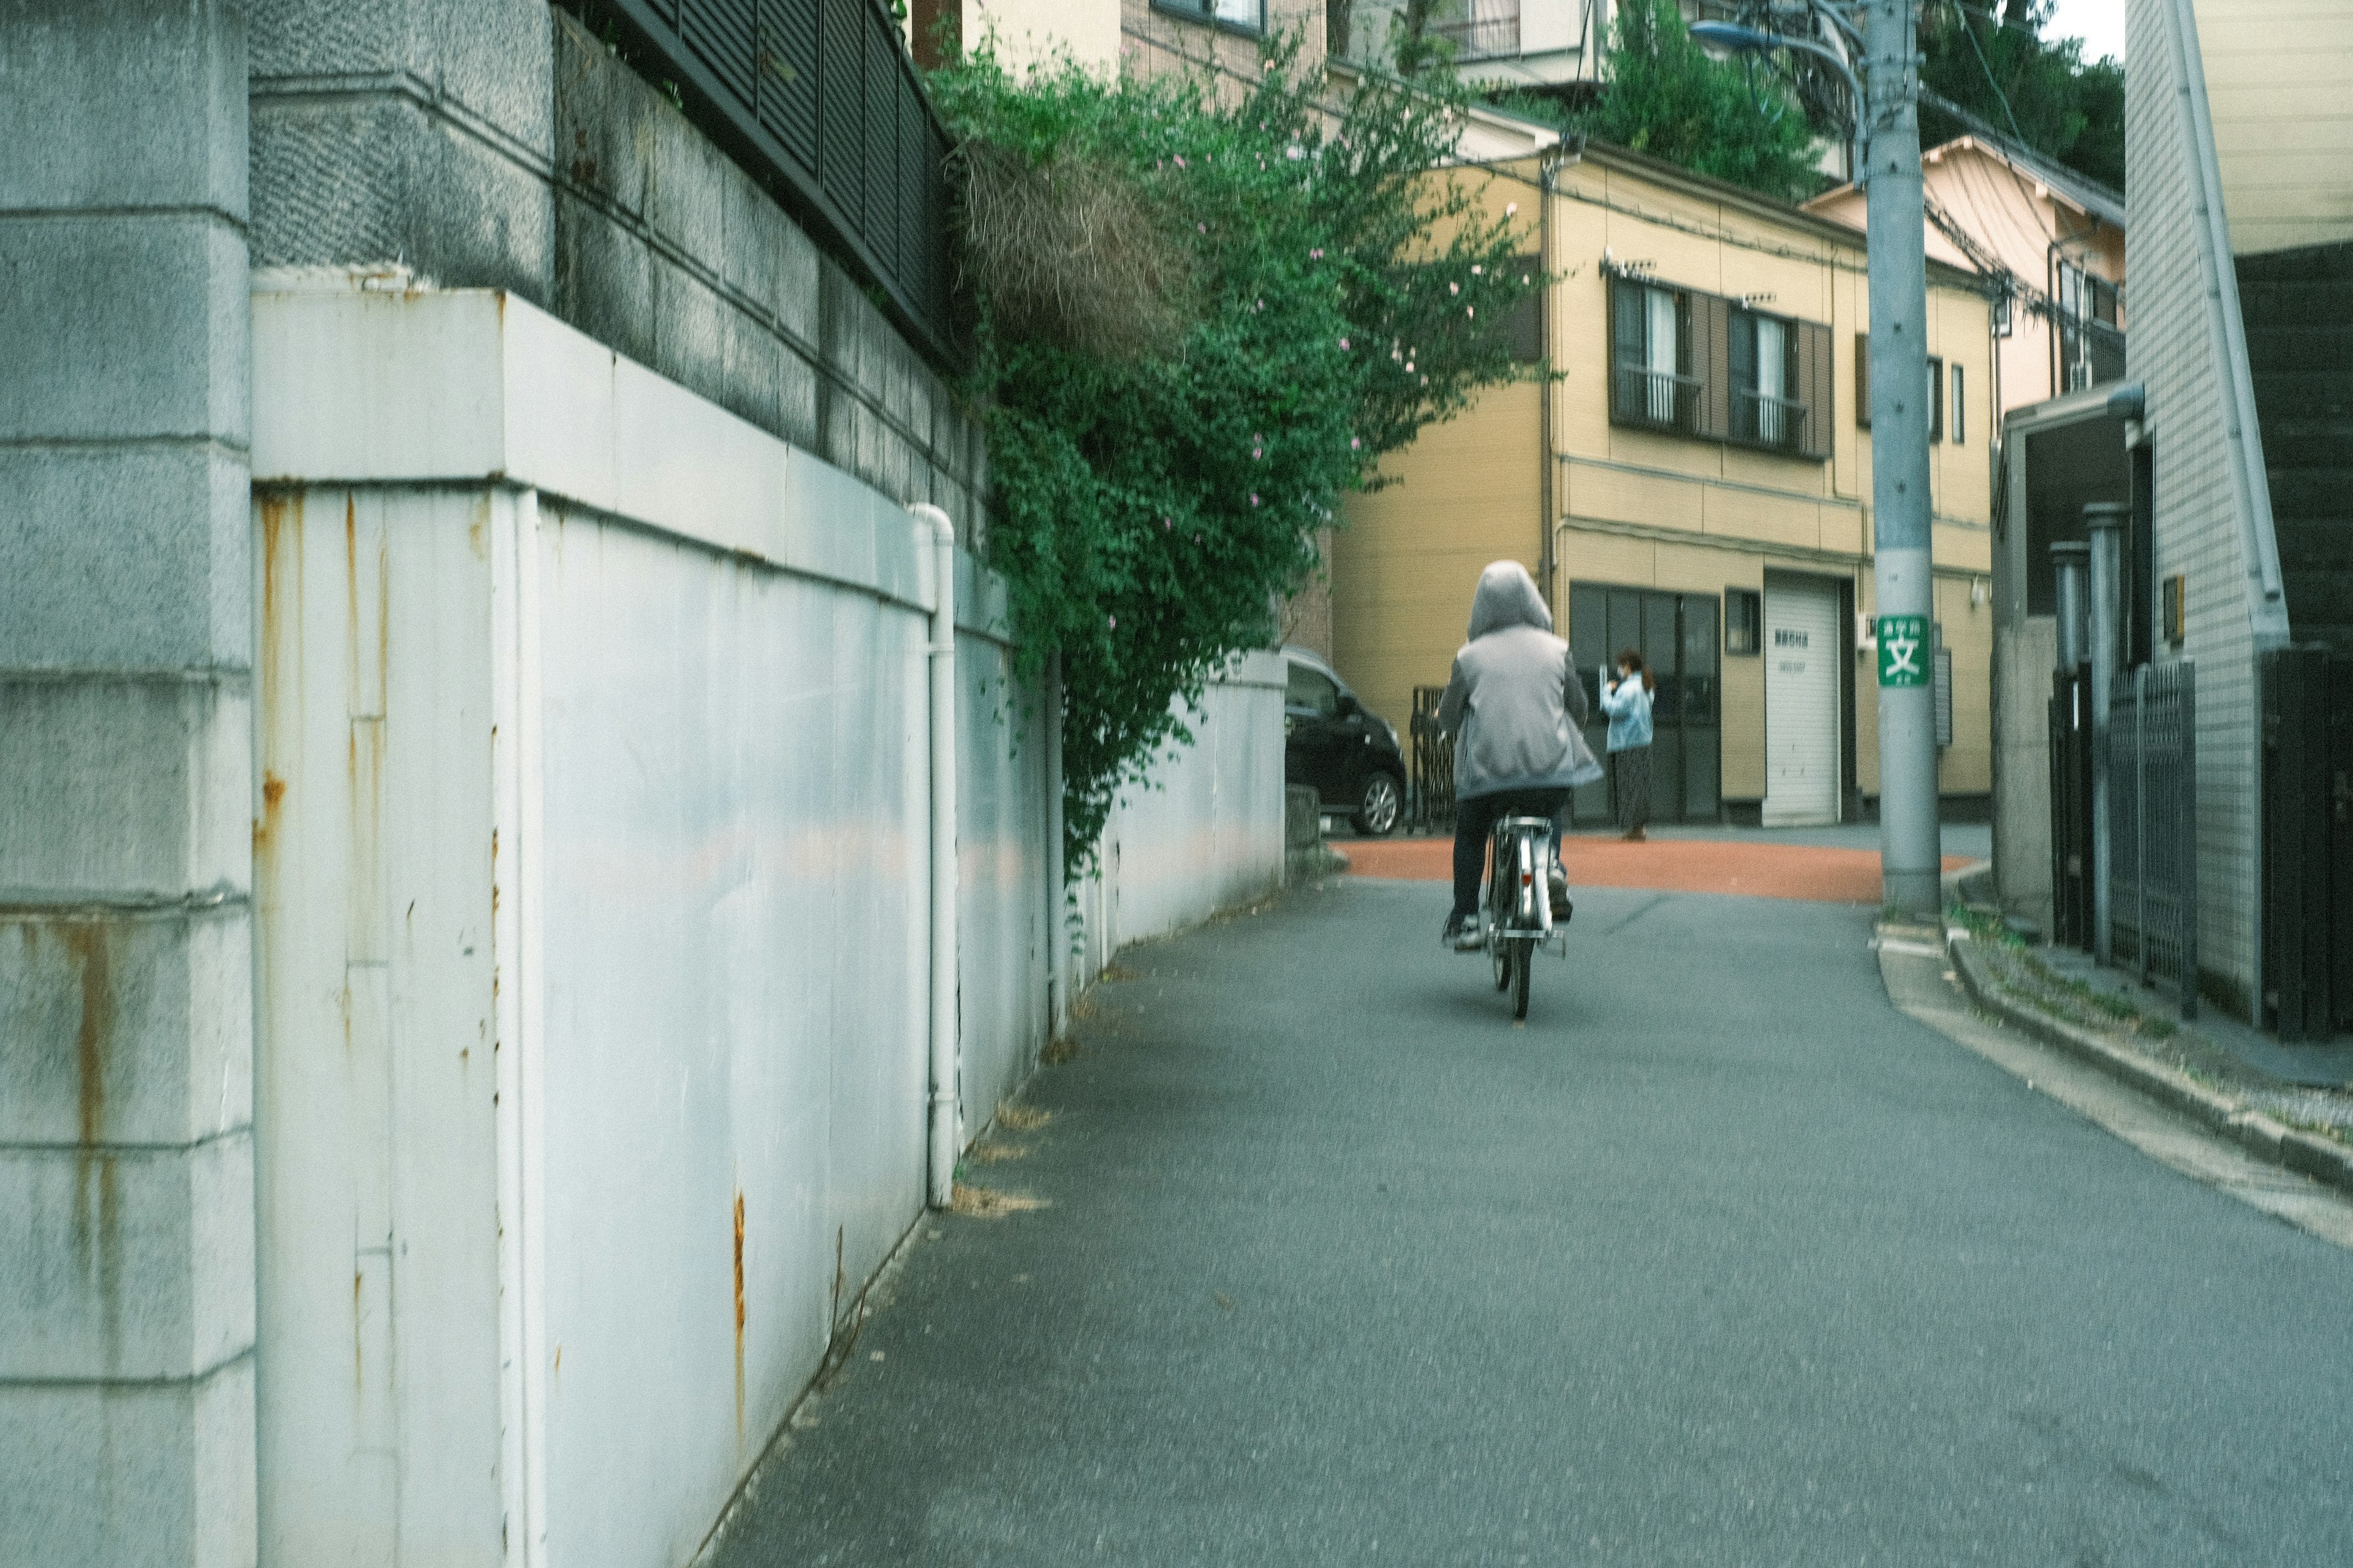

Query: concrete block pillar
left=0, top=2, right=257, bottom=1564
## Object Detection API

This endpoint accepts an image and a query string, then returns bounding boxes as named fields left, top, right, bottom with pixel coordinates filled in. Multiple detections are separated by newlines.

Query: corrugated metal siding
left=2129, top=0, right=2260, bottom=1004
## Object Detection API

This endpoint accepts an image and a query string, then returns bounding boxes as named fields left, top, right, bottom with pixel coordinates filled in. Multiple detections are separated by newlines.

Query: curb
left=1942, top=926, right=2353, bottom=1200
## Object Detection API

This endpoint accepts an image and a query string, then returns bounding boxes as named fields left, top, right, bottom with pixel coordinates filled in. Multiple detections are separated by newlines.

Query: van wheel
left=1352, top=771, right=1402, bottom=836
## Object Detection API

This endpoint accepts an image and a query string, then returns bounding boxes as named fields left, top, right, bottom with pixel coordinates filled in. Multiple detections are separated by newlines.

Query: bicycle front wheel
left=1510, top=937, right=1533, bottom=1020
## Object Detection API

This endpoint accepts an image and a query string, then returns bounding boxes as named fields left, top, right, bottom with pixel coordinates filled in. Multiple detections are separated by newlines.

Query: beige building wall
left=1335, top=145, right=1997, bottom=818
left=953, top=0, right=1122, bottom=73
left=1806, top=139, right=2126, bottom=419
left=2195, top=0, right=2353, bottom=254
left=1334, top=380, right=1544, bottom=737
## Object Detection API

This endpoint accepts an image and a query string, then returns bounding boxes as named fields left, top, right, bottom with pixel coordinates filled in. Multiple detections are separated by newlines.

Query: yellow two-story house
left=1335, top=140, right=1997, bottom=828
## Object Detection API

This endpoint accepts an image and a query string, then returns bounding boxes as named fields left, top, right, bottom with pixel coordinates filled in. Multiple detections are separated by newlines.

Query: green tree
left=926, top=42, right=1540, bottom=872
left=1572, top=0, right=1825, bottom=202
left=1919, top=0, right=2124, bottom=192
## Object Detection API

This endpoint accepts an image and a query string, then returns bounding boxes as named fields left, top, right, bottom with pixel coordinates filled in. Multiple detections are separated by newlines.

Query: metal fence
left=2105, top=660, right=2197, bottom=1017
left=1409, top=685, right=1455, bottom=833
left=591, top=0, right=957, bottom=362
left=2260, top=645, right=2353, bottom=1037
left=2047, top=667, right=2094, bottom=947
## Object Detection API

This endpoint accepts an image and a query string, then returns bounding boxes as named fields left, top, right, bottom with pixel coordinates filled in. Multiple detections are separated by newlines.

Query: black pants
left=1452, top=788, right=1570, bottom=918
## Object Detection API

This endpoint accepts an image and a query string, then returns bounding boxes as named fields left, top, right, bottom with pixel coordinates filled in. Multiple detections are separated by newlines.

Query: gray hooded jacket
left=1435, top=562, right=1605, bottom=800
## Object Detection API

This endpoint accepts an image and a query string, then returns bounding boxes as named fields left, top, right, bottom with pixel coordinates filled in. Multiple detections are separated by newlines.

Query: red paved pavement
left=1339, top=834, right=1970, bottom=904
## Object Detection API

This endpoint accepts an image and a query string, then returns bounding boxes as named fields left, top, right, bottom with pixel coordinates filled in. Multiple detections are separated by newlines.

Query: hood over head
left=1466, top=560, right=1553, bottom=640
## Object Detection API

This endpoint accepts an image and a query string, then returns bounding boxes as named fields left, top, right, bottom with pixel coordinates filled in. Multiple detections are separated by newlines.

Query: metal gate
left=2048, top=667, right=2094, bottom=947
left=2106, top=661, right=2197, bottom=1016
left=2261, top=645, right=2353, bottom=1037
left=1409, top=685, right=1455, bottom=833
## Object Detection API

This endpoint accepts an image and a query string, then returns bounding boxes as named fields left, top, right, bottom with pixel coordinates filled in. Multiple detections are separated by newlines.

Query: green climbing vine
left=926, top=37, right=1541, bottom=874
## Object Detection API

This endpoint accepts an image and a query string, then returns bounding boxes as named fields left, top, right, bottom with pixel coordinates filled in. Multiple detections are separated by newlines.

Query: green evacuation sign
left=1877, top=615, right=1931, bottom=688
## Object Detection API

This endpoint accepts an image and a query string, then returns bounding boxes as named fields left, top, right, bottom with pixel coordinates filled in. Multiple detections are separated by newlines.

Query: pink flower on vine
left=1351, top=436, right=1361, bottom=450
left=1449, top=281, right=1460, bottom=295
left=1251, top=493, right=1261, bottom=507
left=1338, top=337, right=1351, bottom=350
left=1506, top=202, right=1518, bottom=216
left=1472, top=264, right=1483, bottom=275
left=1108, top=615, right=1118, bottom=629
left=1253, top=445, right=1264, bottom=460
left=1310, top=248, right=1324, bottom=259
left=1174, top=155, right=1188, bottom=169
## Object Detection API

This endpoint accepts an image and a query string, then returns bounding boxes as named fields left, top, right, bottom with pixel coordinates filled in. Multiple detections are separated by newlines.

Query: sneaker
left=1442, top=911, right=1483, bottom=951
left=1548, top=868, right=1573, bottom=925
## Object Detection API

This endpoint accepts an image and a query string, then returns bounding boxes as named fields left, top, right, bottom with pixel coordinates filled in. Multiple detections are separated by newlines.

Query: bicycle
left=1481, top=816, right=1567, bottom=1021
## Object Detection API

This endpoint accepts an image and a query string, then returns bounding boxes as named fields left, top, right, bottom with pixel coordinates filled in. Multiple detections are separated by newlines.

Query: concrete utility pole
left=1859, top=0, right=1942, bottom=915
left=1695, top=1, right=1941, bottom=910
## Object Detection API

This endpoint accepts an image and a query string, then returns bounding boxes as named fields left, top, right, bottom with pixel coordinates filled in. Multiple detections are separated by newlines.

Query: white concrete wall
left=244, top=278, right=1283, bottom=1566
left=955, top=556, right=1057, bottom=1143
left=1070, top=658, right=1290, bottom=980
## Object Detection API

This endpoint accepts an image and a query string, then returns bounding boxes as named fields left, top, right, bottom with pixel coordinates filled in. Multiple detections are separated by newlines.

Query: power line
left=1946, top=0, right=2029, bottom=145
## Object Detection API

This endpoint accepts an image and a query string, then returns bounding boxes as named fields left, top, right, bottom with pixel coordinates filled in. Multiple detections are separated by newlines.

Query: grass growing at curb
left=1943, top=906, right=2353, bottom=1151
left=1947, top=904, right=2176, bottom=1040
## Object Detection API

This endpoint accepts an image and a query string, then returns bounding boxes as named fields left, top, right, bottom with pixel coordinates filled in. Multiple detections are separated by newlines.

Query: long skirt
left=1612, top=744, right=1652, bottom=831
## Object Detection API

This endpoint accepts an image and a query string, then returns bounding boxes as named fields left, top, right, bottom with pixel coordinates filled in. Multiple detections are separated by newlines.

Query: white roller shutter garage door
left=1764, top=575, right=1842, bottom=825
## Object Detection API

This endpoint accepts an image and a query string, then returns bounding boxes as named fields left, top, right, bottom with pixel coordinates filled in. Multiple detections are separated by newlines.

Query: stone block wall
left=248, top=0, right=987, bottom=540
left=0, top=1, right=259, bottom=1562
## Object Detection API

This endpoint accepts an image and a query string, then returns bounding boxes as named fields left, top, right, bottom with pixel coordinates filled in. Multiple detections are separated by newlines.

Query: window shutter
left=1927, top=354, right=1945, bottom=442
left=1694, top=292, right=1731, bottom=438
left=1726, top=306, right=1756, bottom=442
left=1610, top=277, right=1643, bottom=419
left=1800, top=320, right=1833, bottom=459
left=1854, top=332, right=1871, bottom=429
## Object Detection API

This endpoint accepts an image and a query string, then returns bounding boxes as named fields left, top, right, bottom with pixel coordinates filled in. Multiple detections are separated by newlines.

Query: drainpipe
left=912, top=503, right=960, bottom=1208
left=1044, top=654, right=1068, bottom=1040
left=2086, top=502, right=2126, bottom=967
left=1537, top=150, right=1559, bottom=607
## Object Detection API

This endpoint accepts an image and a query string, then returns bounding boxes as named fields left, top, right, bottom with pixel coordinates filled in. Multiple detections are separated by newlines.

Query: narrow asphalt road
left=708, top=879, right=2353, bottom=1566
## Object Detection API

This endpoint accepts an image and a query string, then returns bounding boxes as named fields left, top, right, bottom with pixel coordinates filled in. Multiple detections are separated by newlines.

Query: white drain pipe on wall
left=913, top=503, right=961, bottom=1207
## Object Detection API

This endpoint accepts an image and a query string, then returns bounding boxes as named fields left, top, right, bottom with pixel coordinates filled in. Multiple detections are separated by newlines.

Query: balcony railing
left=1733, top=390, right=1809, bottom=452
left=1612, top=365, right=1703, bottom=434
left=585, top=0, right=958, bottom=365
left=1431, top=0, right=1521, bottom=59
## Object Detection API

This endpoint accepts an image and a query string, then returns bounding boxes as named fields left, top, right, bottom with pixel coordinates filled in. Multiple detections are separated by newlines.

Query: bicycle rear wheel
left=1492, top=937, right=1512, bottom=991
left=1510, top=937, right=1533, bottom=1020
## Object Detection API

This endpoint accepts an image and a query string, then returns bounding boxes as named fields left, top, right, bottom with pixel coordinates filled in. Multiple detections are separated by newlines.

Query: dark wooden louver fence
left=600, top=0, right=958, bottom=363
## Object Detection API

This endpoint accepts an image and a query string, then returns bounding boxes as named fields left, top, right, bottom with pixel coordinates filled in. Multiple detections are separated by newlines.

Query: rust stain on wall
left=61, top=922, right=121, bottom=1363
left=256, top=490, right=302, bottom=872
left=63, top=923, right=110, bottom=1153
left=734, top=1189, right=748, bottom=1437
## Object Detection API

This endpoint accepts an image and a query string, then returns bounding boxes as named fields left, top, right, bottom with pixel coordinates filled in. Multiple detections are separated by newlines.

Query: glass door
left=1566, top=584, right=1722, bottom=826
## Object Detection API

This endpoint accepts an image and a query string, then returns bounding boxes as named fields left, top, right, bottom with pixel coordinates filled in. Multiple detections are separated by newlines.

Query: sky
left=2042, top=0, right=2126, bottom=62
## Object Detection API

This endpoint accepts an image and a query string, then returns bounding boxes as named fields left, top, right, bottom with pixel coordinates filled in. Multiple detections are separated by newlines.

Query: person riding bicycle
left=1435, top=561, right=1604, bottom=950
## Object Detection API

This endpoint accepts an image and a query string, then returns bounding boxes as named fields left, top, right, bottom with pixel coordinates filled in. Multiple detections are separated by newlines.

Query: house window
left=1950, top=363, right=1965, bottom=445
left=1855, top=336, right=1946, bottom=442
left=1610, top=275, right=1696, bottom=433
left=1153, top=0, right=1264, bottom=32
left=1732, top=308, right=1805, bottom=452
left=1726, top=588, right=1762, bottom=656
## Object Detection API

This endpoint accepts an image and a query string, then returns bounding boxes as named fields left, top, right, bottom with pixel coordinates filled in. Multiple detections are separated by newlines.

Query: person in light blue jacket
left=1597, top=648, right=1654, bottom=841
